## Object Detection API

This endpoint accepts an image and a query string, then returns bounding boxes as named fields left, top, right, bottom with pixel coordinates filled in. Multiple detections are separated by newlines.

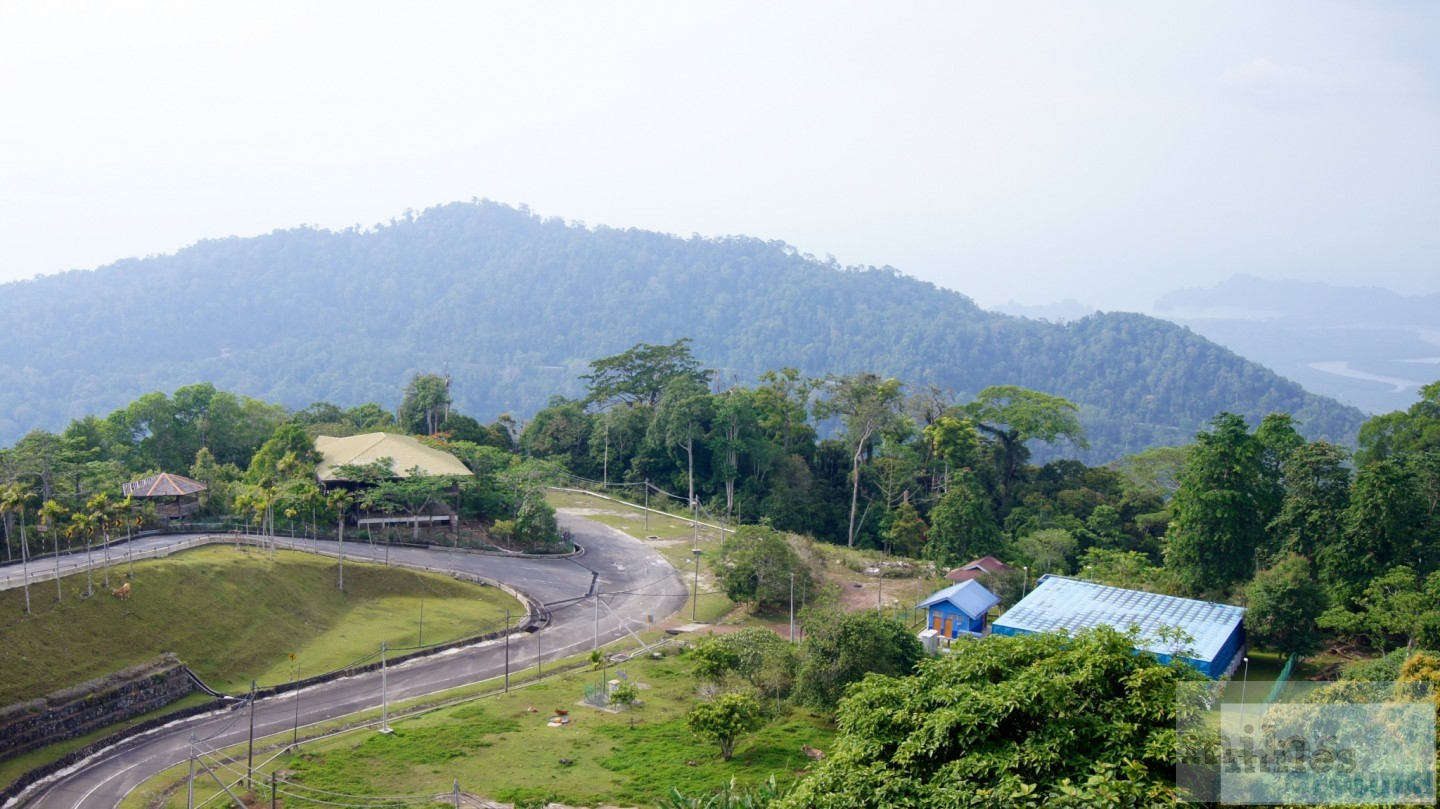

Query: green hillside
left=0, top=546, right=517, bottom=704
left=0, top=201, right=1364, bottom=461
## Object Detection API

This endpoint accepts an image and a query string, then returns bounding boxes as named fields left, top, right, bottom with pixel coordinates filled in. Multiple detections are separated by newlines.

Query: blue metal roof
left=916, top=579, right=1001, bottom=619
left=991, top=575, right=1244, bottom=666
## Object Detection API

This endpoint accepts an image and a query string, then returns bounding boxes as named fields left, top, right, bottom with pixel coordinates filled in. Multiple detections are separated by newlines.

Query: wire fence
left=1264, top=653, right=1300, bottom=705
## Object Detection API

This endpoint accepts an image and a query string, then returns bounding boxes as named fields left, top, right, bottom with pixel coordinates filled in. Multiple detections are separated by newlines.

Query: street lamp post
left=789, top=572, right=796, bottom=643
left=1240, top=656, right=1251, bottom=706
left=1022, top=566, right=1029, bottom=598
left=691, top=549, right=702, bottom=622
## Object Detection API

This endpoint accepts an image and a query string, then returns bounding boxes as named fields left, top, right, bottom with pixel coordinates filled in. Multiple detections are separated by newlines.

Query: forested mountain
left=0, top=200, right=1364, bottom=460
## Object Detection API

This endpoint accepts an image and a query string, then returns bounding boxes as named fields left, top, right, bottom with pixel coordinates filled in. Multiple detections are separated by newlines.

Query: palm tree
left=1, top=483, right=36, bottom=614
left=39, top=499, right=67, bottom=602
left=86, top=492, right=117, bottom=589
left=118, top=496, right=140, bottom=579
left=66, top=510, right=100, bottom=598
left=326, top=488, right=354, bottom=591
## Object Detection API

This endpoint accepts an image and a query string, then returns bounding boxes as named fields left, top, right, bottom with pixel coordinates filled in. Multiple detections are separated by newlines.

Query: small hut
left=122, top=473, right=208, bottom=520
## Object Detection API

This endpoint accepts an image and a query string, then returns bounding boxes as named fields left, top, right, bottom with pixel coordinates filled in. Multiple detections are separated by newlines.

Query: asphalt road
left=2, top=511, right=688, bottom=809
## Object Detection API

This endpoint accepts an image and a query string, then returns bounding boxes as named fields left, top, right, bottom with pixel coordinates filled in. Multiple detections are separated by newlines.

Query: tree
left=923, top=414, right=982, bottom=489
left=397, top=372, right=452, bottom=436
left=245, top=424, right=320, bottom=485
left=583, top=338, right=713, bottom=408
left=1243, top=553, right=1329, bottom=657
left=1165, top=412, right=1274, bottom=596
left=776, top=626, right=1204, bottom=809
left=813, top=373, right=905, bottom=547
left=39, top=499, right=66, bottom=602
left=925, top=469, right=1004, bottom=568
left=1322, top=459, right=1425, bottom=603
left=716, top=525, right=814, bottom=612
left=1, top=483, right=36, bottom=614
left=1017, top=527, right=1076, bottom=575
left=326, top=488, right=354, bottom=590
left=793, top=610, right=923, bottom=711
left=66, top=509, right=100, bottom=598
left=1318, top=566, right=1440, bottom=652
left=686, top=691, right=765, bottom=761
left=648, top=379, right=714, bottom=510
left=691, top=628, right=799, bottom=701
left=884, top=499, right=926, bottom=558
left=358, top=465, right=459, bottom=544
left=86, top=492, right=120, bottom=589
left=964, top=385, right=1087, bottom=505
left=709, top=387, right=757, bottom=517
left=754, top=367, right=819, bottom=455
left=1269, top=441, right=1350, bottom=562
left=513, top=494, right=561, bottom=549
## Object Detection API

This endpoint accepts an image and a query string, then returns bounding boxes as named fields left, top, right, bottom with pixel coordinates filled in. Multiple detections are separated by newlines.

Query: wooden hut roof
left=122, top=472, right=208, bottom=498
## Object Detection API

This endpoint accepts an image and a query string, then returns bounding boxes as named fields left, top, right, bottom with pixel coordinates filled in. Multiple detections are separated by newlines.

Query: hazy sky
left=2, top=2, right=1436, bottom=313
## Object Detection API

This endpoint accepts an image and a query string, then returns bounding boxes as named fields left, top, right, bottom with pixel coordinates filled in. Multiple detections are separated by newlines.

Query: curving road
left=3, top=512, right=688, bottom=809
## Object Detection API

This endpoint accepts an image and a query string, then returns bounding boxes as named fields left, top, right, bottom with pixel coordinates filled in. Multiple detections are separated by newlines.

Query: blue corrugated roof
left=916, top=579, right=1001, bottom=619
left=991, top=575, right=1244, bottom=665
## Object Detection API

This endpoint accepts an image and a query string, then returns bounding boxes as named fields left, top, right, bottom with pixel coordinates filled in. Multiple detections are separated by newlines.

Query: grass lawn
left=132, top=650, right=835, bottom=809
left=0, top=545, right=521, bottom=703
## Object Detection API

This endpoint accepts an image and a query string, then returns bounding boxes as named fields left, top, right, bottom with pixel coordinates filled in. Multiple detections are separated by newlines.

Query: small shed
left=917, top=579, right=1001, bottom=639
left=991, top=575, right=1246, bottom=679
left=945, top=555, right=1014, bottom=583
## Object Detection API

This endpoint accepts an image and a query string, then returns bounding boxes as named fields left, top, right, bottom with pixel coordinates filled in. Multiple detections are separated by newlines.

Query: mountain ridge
left=0, top=201, right=1365, bottom=460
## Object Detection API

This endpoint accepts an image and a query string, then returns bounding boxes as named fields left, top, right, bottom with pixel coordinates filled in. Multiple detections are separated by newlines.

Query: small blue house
left=917, top=579, right=1001, bottom=639
left=991, top=575, right=1246, bottom=679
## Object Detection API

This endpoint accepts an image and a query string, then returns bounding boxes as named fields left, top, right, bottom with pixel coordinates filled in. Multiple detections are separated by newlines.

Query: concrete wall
left=0, top=657, right=196, bottom=762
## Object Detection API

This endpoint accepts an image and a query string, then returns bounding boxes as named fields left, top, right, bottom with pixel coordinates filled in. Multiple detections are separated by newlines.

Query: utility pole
left=503, top=609, right=510, bottom=692
left=290, top=654, right=300, bottom=747
left=692, top=549, right=702, bottom=622
left=187, top=734, right=196, bottom=809
left=246, top=681, right=256, bottom=789
left=379, top=642, right=393, bottom=733
left=643, top=480, right=649, bottom=533
left=789, top=572, right=796, bottom=643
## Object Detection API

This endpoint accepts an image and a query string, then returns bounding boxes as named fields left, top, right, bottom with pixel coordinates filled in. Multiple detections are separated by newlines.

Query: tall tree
left=397, top=372, right=452, bottom=436
left=39, top=499, right=66, bottom=602
left=65, top=509, right=100, bottom=598
left=964, top=385, right=1087, bottom=506
left=1165, top=412, right=1273, bottom=596
left=1269, top=441, right=1351, bottom=562
left=0, top=483, right=36, bottom=613
left=648, top=379, right=714, bottom=511
left=1244, top=553, right=1329, bottom=658
left=1322, top=459, right=1426, bottom=603
left=708, top=387, right=757, bottom=517
left=814, top=373, right=905, bottom=547
left=326, top=488, right=354, bottom=590
left=926, top=469, right=1005, bottom=567
left=582, top=338, right=712, bottom=408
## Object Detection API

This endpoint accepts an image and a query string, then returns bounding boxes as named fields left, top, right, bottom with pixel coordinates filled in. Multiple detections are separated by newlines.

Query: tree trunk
left=53, top=531, right=62, bottom=602
left=20, top=514, right=31, bottom=615
left=337, top=518, right=345, bottom=591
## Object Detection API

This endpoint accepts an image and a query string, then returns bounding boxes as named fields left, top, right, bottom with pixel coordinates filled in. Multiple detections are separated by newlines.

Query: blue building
left=991, top=575, right=1246, bottom=679
left=917, top=579, right=1001, bottom=639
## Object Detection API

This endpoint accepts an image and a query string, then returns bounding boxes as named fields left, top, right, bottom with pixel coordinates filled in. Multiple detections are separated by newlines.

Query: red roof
left=122, top=473, right=208, bottom=498
left=945, top=555, right=1014, bottom=582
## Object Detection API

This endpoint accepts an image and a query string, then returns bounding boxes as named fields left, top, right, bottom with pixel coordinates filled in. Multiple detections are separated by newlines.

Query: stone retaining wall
left=0, top=656, right=196, bottom=762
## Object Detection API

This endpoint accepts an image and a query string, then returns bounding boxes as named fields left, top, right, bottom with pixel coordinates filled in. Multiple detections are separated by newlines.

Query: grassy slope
left=137, top=652, right=835, bottom=809
left=0, top=545, right=520, bottom=703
